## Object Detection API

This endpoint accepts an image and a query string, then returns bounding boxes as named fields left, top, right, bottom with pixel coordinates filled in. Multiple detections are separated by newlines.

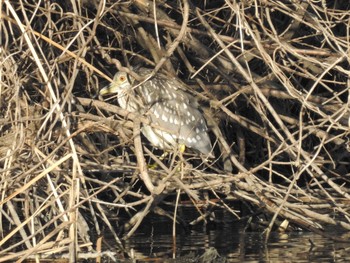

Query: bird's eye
left=119, top=76, right=126, bottom=82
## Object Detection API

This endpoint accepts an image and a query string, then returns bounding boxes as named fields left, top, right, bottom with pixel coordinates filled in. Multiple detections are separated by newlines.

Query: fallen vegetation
left=1, top=0, right=350, bottom=261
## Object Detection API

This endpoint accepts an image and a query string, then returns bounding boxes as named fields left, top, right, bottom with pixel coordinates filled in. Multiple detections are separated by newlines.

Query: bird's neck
left=118, top=89, right=140, bottom=112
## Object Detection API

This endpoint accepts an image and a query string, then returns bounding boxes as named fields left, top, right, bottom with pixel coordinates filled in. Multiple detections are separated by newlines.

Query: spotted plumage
left=99, top=67, right=212, bottom=156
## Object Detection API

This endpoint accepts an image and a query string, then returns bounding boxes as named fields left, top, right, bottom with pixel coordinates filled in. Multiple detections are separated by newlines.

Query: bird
left=99, top=67, right=213, bottom=157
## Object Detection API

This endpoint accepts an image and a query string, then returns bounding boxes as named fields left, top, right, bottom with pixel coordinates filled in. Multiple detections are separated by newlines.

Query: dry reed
left=1, top=0, right=350, bottom=261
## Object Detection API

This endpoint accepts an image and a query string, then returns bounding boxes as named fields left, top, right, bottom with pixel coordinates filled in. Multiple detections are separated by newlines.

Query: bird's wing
left=146, top=100, right=211, bottom=154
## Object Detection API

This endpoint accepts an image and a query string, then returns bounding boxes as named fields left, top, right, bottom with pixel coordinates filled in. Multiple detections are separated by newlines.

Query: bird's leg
left=179, top=144, right=186, bottom=154
left=147, top=151, right=169, bottom=169
left=174, top=144, right=186, bottom=175
left=148, top=145, right=185, bottom=170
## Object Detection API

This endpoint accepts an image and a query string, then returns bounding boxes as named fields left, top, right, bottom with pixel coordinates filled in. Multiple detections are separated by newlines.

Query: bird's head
left=99, top=71, right=132, bottom=96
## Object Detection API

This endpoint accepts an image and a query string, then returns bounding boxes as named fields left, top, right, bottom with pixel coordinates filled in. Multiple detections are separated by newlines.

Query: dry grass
left=1, top=0, right=350, bottom=261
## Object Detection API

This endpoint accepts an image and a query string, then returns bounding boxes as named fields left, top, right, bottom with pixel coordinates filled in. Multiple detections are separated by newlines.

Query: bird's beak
left=99, top=82, right=117, bottom=96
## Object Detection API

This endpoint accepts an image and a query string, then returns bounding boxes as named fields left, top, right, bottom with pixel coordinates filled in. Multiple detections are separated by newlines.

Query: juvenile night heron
left=99, top=67, right=212, bottom=157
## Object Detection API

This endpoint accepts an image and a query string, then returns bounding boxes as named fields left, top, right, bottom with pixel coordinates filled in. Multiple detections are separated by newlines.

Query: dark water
left=122, top=217, right=350, bottom=262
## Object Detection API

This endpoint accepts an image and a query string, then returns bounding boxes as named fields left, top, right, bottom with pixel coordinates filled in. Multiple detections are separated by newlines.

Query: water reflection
left=122, top=216, right=350, bottom=262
